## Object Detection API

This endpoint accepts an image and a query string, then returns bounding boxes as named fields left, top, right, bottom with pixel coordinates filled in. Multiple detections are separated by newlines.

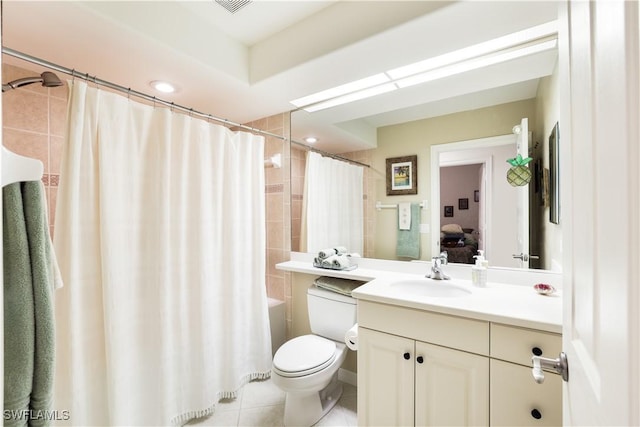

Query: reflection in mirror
left=293, top=91, right=563, bottom=272
left=431, top=131, right=533, bottom=269
left=298, top=151, right=365, bottom=256
left=290, top=4, right=563, bottom=271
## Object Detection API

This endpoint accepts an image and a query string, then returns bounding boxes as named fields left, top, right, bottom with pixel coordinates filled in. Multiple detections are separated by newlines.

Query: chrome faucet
left=427, top=252, right=450, bottom=280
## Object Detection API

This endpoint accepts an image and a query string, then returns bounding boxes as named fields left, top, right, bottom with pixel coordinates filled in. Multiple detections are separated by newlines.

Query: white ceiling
left=2, top=1, right=559, bottom=153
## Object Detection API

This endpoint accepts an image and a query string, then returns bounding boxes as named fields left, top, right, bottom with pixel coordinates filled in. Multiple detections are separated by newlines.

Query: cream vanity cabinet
left=357, top=300, right=562, bottom=427
left=358, top=301, right=490, bottom=426
left=490, top=323, right=563, bottom=426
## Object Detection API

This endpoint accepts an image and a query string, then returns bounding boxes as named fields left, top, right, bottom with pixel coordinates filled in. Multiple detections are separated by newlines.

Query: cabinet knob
left=416, top=356, right=424, bottom=364
left=403, top=352, right=411, bottom=360
left=531, top=409, right=542, bottom=420
left=532, top=347, right=543, bottom=356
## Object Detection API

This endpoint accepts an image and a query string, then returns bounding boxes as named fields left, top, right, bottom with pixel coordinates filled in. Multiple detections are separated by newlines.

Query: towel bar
left=376, top=200, right=427, bottom=211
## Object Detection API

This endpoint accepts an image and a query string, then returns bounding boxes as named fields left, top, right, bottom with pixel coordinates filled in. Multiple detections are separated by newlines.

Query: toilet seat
left=273, top=335, right=336, bottom=378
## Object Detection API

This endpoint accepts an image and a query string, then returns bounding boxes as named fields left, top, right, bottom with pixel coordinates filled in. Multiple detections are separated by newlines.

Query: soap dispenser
left=471, top=250, right=488, bottom=287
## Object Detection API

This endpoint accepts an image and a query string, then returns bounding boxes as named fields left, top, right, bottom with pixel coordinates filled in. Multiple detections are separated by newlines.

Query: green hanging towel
left=4, top=181, right=58, bottom=427
left=396, top=202, right=421, bottom=259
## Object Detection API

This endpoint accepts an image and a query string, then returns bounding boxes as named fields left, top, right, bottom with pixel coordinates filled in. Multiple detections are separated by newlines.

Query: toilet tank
left=307, top=285, right=357, bottom=341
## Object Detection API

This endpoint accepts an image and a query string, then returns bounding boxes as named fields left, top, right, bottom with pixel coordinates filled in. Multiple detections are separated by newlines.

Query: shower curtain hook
left=127, top=88, right=131, bottom=100
left=71, top=69, right=76, bottom=83
left=152, top=96, right=157, bottom=109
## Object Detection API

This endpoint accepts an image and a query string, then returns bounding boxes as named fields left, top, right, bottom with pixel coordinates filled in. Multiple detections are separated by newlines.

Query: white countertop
left=277, top=255, right=562, bottom=334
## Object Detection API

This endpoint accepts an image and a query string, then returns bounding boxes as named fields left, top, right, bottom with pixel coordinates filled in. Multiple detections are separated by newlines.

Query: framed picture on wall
left=386, top=155, right=418, bottom=195
left=459, top=198, right=469, bottom=210
left=444, top=205, right=454, bottom=217
left=549, top=122, right=560, bottom=224
left=474, top=190, right=480, bottom=202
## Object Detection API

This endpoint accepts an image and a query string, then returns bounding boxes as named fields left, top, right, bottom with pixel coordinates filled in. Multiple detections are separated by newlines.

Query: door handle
left=532, top=352, right=569, bottom=383
left=512, top=253, right=540, bottom=261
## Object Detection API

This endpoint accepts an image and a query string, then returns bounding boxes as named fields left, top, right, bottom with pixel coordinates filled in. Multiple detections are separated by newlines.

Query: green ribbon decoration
left=507, top=154, right=533, bottom=167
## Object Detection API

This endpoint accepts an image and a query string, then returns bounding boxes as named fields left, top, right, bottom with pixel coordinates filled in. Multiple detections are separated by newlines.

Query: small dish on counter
left=533, top=283, right=556, bottom=296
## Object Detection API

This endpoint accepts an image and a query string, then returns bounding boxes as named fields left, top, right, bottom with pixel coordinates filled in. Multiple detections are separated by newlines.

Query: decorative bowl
left=533, top=283, right=556, bottom=296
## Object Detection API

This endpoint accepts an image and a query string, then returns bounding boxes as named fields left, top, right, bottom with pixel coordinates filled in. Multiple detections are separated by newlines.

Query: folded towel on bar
left=317, top=246, right=348, bottom=259
left=314, top=276, right=367, bottom=296
left=398, top=202, right=412, bottom=230
left=3, top=181, right=60, bottom=426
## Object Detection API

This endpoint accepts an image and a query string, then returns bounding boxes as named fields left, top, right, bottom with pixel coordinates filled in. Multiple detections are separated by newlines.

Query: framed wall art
left=549, top=122, right=560, bottom=224
left=444, top=205, right=454, bottom=217
left=386, top=155, right=418, bottom=196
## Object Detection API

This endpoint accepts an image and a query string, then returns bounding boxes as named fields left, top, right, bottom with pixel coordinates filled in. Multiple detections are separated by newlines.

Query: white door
left=357, top=327, right=415, bottom=426
left=561, top=1, right=639, bottom=425
left=414, top=341, right=489, bottom=426
left=514, top=117, right=530, bottom=268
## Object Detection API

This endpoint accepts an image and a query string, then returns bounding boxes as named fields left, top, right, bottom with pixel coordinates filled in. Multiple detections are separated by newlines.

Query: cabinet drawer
left=491, top=323, right=561, bottom=366
left=358, top=301, right=489, bottom=355
left=490, top=359, right=562, bottom=426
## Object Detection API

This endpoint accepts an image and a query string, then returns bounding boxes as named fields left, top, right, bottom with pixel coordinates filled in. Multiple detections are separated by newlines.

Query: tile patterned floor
left=187, top=378, right=357, bottom=427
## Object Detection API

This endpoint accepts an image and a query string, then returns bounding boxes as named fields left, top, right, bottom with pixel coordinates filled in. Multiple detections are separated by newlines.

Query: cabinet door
left=414, top=341, right=489, bottom=426
left=490, top=359, right=561, bottom=426
left=358, top=327, right=415, bottom=427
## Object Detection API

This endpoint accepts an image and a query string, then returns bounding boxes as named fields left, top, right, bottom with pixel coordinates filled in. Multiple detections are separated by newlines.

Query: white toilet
left=271, top=285, right=356, bottom=426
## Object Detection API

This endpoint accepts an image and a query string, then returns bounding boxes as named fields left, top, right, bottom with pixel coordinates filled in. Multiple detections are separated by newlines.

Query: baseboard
left=338, top=368, right=357, bottom=387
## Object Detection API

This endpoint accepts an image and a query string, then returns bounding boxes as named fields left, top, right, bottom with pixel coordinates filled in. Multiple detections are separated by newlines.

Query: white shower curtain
left=53, top=81, right=272, bottom=426
left=301, top=151, right=363, bottom=255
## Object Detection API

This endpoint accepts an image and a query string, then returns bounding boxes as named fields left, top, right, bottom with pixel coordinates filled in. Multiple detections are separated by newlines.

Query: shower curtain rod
left=2, top=47, right=370, bottom=169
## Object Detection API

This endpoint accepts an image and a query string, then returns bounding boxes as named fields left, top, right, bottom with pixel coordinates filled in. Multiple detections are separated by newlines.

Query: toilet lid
left=273, top=335, right=336, bottom=377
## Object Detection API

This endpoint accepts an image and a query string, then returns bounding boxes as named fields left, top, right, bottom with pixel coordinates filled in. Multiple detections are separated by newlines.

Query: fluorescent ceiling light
left=395, top=38, right=557, bottom=89
left=303, top=83, right=397, bottom=113
left=387, top=21, right=558, bottom=80
left=289, top=21, right=558, bottom=112
left=304, top=137, right=318, bottom=143
left=291, top=73, right=390, bottom=108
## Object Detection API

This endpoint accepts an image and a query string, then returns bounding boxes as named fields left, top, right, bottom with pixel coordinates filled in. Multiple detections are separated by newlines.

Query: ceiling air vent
left=215, top=0, right=252, bottom=14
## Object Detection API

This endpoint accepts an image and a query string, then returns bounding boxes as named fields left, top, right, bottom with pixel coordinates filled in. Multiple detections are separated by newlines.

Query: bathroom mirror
left=290, top=2, right=562, bottom=271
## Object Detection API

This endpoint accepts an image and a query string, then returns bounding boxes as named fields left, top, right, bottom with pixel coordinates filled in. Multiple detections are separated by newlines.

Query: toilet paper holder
left=345, top=323, right=358, bottom=351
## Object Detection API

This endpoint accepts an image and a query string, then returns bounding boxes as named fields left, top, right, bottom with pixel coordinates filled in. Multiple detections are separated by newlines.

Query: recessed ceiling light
left=150, top=80, right=176, bottom=94
left=304, top=137, right=318, bottom=144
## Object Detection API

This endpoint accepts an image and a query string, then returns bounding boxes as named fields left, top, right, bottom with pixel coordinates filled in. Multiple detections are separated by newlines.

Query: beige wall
left=2, top=63, right=67, bottom=235
left=534, top=64, right=562, bottom=271
left=370, top=99, right=538, bottom=261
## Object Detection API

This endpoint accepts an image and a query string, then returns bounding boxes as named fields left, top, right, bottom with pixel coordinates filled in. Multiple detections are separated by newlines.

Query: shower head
left=2, top=71, right=63, bottom=92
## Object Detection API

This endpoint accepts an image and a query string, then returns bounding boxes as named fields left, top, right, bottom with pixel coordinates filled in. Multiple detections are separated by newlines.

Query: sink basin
left=390, top=279, right=472, bottom=298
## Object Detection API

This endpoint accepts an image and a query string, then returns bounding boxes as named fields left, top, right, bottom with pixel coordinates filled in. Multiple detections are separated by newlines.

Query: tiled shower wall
left=243, top=114, right=293, bottom=335
left=3, top=63, right=293, bottom=334
left=2, top=63, right=67, bottom=235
